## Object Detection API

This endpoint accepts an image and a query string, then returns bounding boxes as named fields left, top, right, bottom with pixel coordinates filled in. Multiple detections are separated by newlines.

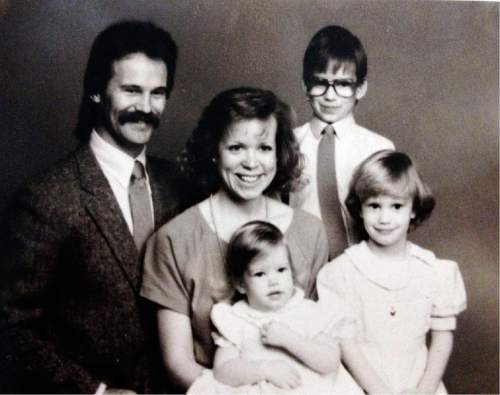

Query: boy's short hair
left=346, top=150, right=435, bottom=238
left=303, top=25, right=367, bottom=85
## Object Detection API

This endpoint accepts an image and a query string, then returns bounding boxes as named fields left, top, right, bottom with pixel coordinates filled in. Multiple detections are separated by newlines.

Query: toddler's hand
left=261, top=320, right=296, bottom=348
left=261, top=360, right=301, bottom=390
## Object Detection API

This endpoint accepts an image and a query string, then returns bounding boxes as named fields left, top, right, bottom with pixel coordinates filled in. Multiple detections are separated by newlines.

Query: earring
left=90, top=94, right=100, bottom=103
left=211, top=157, right=217, bottom=163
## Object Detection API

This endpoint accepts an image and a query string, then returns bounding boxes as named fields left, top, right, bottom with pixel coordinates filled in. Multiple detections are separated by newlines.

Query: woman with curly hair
left=140, top=87, right=329, bottom=391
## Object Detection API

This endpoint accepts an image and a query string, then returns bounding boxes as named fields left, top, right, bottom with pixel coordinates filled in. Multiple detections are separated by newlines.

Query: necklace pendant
left=389, top=306, right=396, bottom=316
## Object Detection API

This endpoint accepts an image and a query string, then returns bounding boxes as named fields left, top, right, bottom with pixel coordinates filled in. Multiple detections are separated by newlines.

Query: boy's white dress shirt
left=290, top=113, right=394, bottom=245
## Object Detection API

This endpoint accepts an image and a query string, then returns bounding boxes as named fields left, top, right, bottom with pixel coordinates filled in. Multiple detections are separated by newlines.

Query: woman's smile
left=236, top=173, right=264, bottom=183
left=218, top=117, right=277, bottom=201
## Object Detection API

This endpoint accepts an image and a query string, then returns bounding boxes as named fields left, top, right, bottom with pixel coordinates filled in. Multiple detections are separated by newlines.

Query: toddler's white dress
left=187, top=287, right=363, bottom=394
left=317, top=241, right=467, bottom=394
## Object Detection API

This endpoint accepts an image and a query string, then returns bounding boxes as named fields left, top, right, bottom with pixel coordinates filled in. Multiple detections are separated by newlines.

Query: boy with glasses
left=289, top=25, right=395, bottom=259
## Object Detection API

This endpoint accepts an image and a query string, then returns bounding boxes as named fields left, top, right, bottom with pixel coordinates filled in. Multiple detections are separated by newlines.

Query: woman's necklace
left=209, top=194, right=269, bottom=261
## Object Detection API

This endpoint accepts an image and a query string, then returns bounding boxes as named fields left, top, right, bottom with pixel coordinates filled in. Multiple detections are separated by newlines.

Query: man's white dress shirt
left=89, top=130, right=154, bottom=235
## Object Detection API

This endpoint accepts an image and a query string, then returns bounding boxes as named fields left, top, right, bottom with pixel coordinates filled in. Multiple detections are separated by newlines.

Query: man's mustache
left=118, top=111, right=160, bottom=129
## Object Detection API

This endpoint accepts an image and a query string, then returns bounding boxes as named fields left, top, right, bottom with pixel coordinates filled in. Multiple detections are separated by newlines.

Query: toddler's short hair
left=346, top=150, right=435, bottom=238
left=226, top=221, right=291, bottom=297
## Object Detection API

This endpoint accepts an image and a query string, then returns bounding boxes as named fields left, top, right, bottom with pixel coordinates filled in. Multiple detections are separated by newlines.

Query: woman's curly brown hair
left=178, top=87, right=304, bottom=200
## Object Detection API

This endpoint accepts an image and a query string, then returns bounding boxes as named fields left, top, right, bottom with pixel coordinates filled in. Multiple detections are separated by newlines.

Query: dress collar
left=344, top=241, right=435, bottom=290
left=89, top=129, right=147, bottom=188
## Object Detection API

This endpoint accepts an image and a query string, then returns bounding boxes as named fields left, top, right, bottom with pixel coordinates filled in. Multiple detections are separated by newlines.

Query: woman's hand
left=261, top=360, right=301, bottom=390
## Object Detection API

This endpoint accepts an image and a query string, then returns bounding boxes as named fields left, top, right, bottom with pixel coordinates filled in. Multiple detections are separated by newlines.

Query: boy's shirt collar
left=310, top=113, right=356, bottom=140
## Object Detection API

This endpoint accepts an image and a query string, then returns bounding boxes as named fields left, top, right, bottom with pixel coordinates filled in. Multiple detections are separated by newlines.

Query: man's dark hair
left=74, top=20, right=177, bottom=142
left=303, top=25, right=367, bottom=86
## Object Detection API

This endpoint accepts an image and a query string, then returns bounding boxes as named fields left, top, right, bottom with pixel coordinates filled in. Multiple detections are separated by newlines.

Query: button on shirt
left=290, top=114, right=395, bottom=244
left=89, top=130, right=154, bottom=235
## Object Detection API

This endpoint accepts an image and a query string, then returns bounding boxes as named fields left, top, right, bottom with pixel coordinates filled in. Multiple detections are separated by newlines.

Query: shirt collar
left=310, top=113, right=356, bottom=140
left=89, top=130, right=147, bottom=189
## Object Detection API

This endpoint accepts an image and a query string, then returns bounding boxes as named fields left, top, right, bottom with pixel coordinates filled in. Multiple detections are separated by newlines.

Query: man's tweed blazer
left=0, top=144, right=186, bottom=393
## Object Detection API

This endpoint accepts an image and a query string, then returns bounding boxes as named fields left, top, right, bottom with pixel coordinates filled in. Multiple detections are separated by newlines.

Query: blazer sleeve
left=0, top=184, right=101, bottom=393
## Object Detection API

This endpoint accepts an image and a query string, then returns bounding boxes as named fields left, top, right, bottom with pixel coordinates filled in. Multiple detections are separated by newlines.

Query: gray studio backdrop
left=0, top=1, right=498, bottom=393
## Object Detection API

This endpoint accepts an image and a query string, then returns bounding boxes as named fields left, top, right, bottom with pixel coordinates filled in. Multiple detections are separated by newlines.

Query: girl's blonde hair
left=346, top=150, right=435, bottom=239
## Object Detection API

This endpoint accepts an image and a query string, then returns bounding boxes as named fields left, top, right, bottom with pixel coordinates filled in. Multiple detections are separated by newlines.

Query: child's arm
left=415, top=330, right=453, bottom=394
left=260, top=320, right=340, bottom=375
left=341, top=339, right=393, bottom=394
left=213, top=343, right=301, bottom=390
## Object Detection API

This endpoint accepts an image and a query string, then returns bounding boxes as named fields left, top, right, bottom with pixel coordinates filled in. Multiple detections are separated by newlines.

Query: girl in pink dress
left=188, top=220, right=362, bottom=394
left=317, top=150, right=466, bottom=394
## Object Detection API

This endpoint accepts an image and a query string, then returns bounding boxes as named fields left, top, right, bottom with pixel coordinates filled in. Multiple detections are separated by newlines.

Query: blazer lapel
left=75, top=145, right=141, bottom=291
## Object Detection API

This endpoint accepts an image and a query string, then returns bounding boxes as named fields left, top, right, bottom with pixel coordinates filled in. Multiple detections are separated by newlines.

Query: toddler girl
left=317, top=150, right=467, bottom=394
left=188, top=220, right=362, bottom=394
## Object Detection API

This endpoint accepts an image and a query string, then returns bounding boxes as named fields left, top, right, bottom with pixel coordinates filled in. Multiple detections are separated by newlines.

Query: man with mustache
left=0, top=20, right=186, bottom=394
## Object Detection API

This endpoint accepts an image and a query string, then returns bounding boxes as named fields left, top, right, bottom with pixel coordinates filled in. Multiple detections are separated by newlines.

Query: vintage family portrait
left=0, top=1, right=498, bottom=394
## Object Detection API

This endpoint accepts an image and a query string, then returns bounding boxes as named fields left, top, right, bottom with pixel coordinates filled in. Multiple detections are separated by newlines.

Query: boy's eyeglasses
left=306, top=78, right=359, bottom=98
